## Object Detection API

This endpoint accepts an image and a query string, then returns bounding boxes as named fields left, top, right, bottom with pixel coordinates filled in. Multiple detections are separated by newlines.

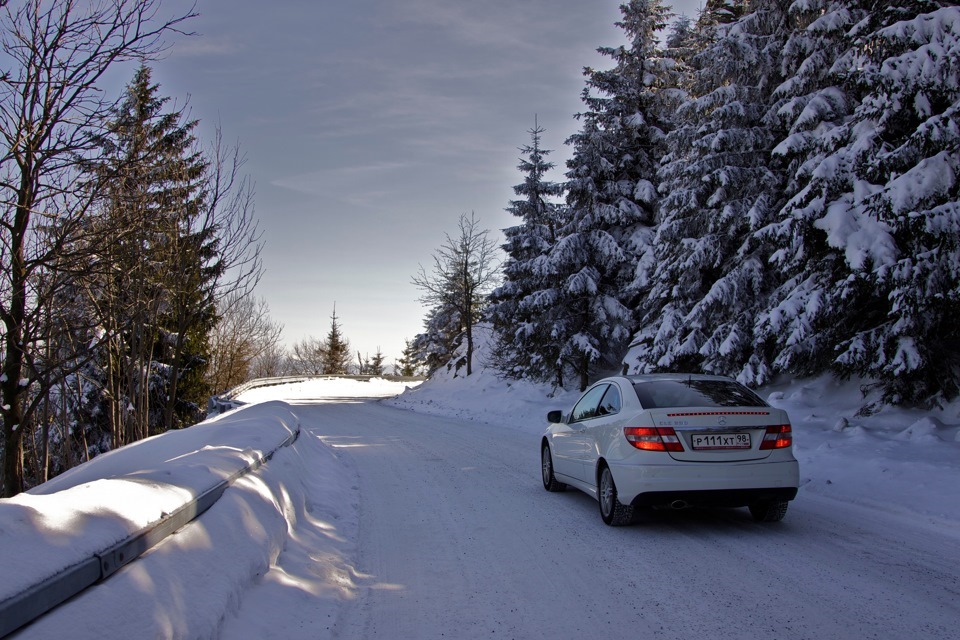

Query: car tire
left=598, top=465, right=634, bottom=526
left=541, top=444, right=566, bottom=492
left=749, top=499, right=789, bottom=522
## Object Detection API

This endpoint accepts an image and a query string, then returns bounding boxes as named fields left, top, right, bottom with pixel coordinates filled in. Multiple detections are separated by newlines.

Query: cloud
left=377, top=0, right=613, bottom=56
left=271, top=161, right=416, bottom=199
left=167, top=35, right=242, bottom=58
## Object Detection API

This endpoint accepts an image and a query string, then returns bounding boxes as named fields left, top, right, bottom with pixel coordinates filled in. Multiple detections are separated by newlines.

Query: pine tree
left=368, top=348, right=386, bottom=376
left=750, top=0, right=960, bottom=404
left=836, top=1, right=960, bottom=403
left=487, top=120, right=566, bottom=383
left=159, top=131, right=221, bottom=430
left=396, top=339, right=422, bottom=377
left=411, top=305, right=463, bottom=377
left=322, top=306, right=351, bottom=374
left=628, top=0, right=790, bottom=384
left=666, top=13, right=695, bottom=50
left=85, top=65, right=209, bottom=443
left=703, top=0, right=750, bottom=25
left=752, top=0, right=871, bottom=380
left=550, top=0, right=675, bottom=391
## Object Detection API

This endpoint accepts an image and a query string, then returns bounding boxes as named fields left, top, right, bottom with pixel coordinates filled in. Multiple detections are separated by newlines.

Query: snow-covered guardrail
left=208, top=374, right=425, bottom=414
left=0, top=402, right=302, bottom=638
left=208, top=375, right=314, bottom=414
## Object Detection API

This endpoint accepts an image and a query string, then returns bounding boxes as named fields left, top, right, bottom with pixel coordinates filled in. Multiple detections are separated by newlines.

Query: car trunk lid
left=647, top=407, right=786, bottom=462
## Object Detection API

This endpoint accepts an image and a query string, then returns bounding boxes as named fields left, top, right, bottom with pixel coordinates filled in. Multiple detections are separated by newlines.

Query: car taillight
left=760, top=425, right=792, bottom=450
left=624, top=427, right=684, bottom=452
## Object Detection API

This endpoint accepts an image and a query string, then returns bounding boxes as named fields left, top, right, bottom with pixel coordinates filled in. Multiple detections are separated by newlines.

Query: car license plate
left=691, top=432, right=751, bottom=450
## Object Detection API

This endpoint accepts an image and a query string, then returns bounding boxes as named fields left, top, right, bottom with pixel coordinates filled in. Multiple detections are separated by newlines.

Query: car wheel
left=749, top=499, right=789, bottom=522
left=541, top=444, right=566, bottom=492
left=598, top=465, right=633, bottom=526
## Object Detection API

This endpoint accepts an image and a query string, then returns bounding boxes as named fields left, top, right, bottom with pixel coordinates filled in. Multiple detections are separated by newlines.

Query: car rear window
left=631, top=379, right=768, bottom=409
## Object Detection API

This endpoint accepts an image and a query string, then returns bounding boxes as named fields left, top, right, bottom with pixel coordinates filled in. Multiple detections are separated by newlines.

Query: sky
left=149, top=0, right=704, bottom=365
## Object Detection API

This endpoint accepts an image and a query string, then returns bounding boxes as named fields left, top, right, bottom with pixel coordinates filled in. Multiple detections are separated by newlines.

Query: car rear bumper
left=630, top=487, right=798, bottom=509
left=608, top=458, right=800, bottom=508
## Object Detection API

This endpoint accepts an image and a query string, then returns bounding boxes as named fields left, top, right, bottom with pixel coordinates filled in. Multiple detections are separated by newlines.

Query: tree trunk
left=1, top=311, right=24, bottom=497
left=2, top=177, right=32, bottom=496
left=40, top=393, right=50, bottom=484
left=463, top=263, right=473, bottom=376
left=579, top=355, right=590, bottom=392
left=163, top=322, right=186, bottom=432
left=465, top=313, right=474, bottom=376
left=64, top=376, right=75, bottom=471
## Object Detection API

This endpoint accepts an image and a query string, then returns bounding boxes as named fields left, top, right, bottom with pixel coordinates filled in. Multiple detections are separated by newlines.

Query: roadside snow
left=7, top=379, right=414, bottom=639
left=3, top=371, right=958, bottom=638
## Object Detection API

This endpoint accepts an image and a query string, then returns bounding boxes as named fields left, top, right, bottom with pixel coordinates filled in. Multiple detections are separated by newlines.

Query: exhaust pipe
left=670, top=499, right=689, bottom=510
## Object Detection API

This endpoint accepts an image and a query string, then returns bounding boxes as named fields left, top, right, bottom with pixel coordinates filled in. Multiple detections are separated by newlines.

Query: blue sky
left=154, top=0, right=703, bottom=366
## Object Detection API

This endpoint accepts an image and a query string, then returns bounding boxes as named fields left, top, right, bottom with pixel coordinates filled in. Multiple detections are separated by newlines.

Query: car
left=540, top=374, right=799, bottom=526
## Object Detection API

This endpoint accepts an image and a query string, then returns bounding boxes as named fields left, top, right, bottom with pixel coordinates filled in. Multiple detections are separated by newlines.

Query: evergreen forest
left=474, top=0, right=960, bottom=405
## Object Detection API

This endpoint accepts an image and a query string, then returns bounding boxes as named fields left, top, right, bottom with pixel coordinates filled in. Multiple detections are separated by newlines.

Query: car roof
left=616, top=373, right=736, bottom=384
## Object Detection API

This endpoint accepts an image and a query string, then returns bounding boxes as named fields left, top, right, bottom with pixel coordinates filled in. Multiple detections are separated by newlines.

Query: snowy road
left=283, top=399, right=959, bottom=640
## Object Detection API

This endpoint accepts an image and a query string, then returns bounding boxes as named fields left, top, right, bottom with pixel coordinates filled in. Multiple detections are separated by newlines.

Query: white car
left=541, top=374, right=799, bottom=526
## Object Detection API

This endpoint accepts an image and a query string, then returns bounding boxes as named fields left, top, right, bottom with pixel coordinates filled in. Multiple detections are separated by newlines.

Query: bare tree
left=207, top=292, right=283, bottom=394
left=203, top=128, right=264, bottom=303
left=412, top=212, right=499, bottom=376
left=250, top=338, right=289, bottom=379
left=290, top=336, right=327, bottom=376
left=0, top=0, right=196, bottom=496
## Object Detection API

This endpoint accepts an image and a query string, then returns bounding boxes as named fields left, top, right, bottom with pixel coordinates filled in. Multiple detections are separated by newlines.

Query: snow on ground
left=3, top=370, right=958, bottom=638
left=386, top=361, right=960, bottom=525
left=232, top=376, right=418, bottom=406
left=384, top=366, right=960, bottom=526
left=2, top=402, right=300, bottom=605
left=4, top=379, right=413, bottom=639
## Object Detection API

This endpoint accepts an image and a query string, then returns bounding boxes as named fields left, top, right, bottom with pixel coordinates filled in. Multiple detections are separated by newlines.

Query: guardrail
left=207, top=374, right=425, bottom=414
left=208, top=375, right=313, bottom=414
left=0, top=419, right=301, bottom=638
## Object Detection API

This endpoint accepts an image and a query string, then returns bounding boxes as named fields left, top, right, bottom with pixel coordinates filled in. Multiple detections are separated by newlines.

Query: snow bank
left=4, top=379, right=412, bottom=639
left=18, top=410, right=358, bottom=640
left=387, top=369, right=960, bottom=524
left=234, top=376, right=419, bottom=406
left=1, top=402, right=299, bottom=607
left=385, top=360, right=580, bottom=430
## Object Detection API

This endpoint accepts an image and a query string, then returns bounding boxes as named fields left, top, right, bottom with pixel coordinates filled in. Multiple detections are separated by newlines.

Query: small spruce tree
left=487, top=120, right=566, bottom=384
left=322, top=306, right=351, bottom=374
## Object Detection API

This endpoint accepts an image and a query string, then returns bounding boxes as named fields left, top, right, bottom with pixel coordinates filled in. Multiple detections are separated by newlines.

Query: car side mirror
left=547, top=410, right=563, bottom=424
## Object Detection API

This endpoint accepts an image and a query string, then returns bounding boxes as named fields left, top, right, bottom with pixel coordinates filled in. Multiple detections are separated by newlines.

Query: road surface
left=274, top=399, right=960, bottom=639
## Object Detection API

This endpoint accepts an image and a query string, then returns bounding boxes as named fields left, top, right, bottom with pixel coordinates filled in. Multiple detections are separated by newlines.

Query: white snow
left=814, top=192, right=899, bottom=270
left=1, top=370, right=958, bottom=638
